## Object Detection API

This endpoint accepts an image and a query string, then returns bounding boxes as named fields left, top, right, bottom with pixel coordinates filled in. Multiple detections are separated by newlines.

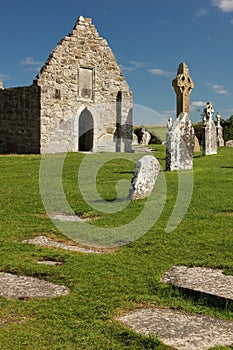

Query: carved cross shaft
left=172, top=62, right=194, bottom=117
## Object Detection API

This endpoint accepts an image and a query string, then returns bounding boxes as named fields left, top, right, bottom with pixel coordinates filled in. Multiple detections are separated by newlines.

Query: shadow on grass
left=114, top=171, right=134, bottom=174
left=172, top=286, right=233, bottom=311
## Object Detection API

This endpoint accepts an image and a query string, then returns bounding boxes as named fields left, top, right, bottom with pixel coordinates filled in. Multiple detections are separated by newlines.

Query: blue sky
left=1, top=0, right=233, bottom=125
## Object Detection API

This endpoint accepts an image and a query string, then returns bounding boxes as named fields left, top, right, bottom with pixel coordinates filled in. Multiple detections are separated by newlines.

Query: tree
left=221, top=115, right=233, bottom=142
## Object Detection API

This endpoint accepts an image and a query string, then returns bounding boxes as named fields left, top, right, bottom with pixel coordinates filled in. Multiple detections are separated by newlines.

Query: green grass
left=146, top=126, right=167, bottom=143
left=0, top=146, right=232, bottom=349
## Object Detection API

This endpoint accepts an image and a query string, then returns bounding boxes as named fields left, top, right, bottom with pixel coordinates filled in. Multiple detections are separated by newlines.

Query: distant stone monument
left=141, top=128, right=151, bottom=146
left=166, top=113, right=195, bottom=171
left=128, top=155, right=160, bottom=200
left=166, top=62, right=195, bottom=171
left=194, top=135, right=200, bottom=152
left=216, top=112, right=224, bottom=146
left=132, top=132, right=138, bottom=145
left=226, top=140, right=233, bottom=147
left=202, top=102, right=217, bottom=155
left=172, top=62, right=194, bottom=117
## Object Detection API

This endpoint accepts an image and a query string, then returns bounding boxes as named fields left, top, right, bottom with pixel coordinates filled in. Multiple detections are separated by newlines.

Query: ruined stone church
left=0, top=16, right=133, bottom=153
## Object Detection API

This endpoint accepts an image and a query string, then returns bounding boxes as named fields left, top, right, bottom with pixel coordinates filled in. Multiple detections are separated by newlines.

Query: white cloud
left=212, top=0, right=233, bottom=12
left=0, top=73, right=8, bottom=79
left=119, top=64, right=135, bottom=72
left=148, top=68, right=171, bottom=77
left=156, top=19, right=170, bottom=25
left=230, top=18, right=233, bottom=23
left=129, top=60, right=148, bottom=68
left=212, top=84, right=230, bottom=95
left=20, top=57, right=42, bottom=66
left=206, top=82, right=230, bottom=95
left=196, top=8, right=208, bottom=16
left=162, top=110, right=176, bottom=119
left=191, top=101, right=207, bottom=107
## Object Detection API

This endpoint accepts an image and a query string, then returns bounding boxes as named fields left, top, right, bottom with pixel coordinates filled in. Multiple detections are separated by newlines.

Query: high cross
left=172, top=62, right=194, bottom=117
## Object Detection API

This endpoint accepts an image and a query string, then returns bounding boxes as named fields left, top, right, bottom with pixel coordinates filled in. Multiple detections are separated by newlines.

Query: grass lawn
left=0, top=145, right=232, bottom=349
left=145, top=126, right=167, bottom=143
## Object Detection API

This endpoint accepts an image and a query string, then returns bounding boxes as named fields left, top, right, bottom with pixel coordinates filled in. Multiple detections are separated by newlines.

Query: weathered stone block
left=166, top=112, right=195, bottom=171
left=226, top=140, right=233, bottom=147
left=128, top=155, right=160, bottom=200
left=202, top=102, right=217, bottom=155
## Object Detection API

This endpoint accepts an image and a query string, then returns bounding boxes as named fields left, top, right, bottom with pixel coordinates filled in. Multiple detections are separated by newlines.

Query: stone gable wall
left=0, top=16, right=132, bottom=154
left=0, top=84, right=40, bottom=153
left=36, top=17, right=132, bottom=153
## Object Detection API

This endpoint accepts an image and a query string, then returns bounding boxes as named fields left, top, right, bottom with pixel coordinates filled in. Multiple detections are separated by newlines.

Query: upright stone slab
left=194, top=135, right=200, bottom=152
left=141, top=128, right=151, bottom=146
left=172, top=62, right=194, bottom=117
left=167, top=62, right=195, bottom=171
left=216, top=112, right=224, bottom=146
left=132, top=133, right=138, bottom=146
left=202, top=102, right=217, bottom=155
left=128, top=155, right=160, bottom=200
left=166, top=113, right=195, bottom=171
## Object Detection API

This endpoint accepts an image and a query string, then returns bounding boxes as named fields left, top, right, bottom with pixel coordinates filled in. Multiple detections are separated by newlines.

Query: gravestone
left=166, top=62, right=195, bottom=171
left=216, top=112, right=224, bottom=146
left=226, top=140, right=233, bottom=147
left=172, top=62, right=194, bottom=117
left=166, top=113, right=195, bottom=171
left=141, top=128, right=151, bottom=146
left=202, top=102, right=217, bottom=155
left=132, top=132, right=138, bottom=145
left=194, top=135, right=200, bottom=152
left=128, top=155, right=160, bottom=200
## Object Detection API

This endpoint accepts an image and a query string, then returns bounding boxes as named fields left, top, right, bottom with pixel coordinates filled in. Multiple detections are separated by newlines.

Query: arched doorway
left=78, top=108, right=94, bottom=151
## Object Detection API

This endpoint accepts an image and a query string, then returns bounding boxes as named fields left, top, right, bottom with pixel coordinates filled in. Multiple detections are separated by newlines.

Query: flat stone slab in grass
left=37, top=260, right=63, bottom=266
left=0, top=272, right=69, bottom=299
left=119, top=307, right=233, bottom=350
left=0, top=315, right=29, bottom=326
left=51, top=214, right=84, bottom=222
left=161, top=265, right=233, bottom=300
left=23, top=236, right=102, bottom=254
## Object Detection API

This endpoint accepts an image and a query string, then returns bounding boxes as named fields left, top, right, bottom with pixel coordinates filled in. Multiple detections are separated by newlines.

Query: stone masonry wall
left=0, top=84, right=40, bottom=153
left=36, top=16, right=132, bottom=153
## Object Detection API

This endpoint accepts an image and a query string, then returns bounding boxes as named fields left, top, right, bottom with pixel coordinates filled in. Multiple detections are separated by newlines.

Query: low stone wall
left=0, top=84, right=40, bottom=153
